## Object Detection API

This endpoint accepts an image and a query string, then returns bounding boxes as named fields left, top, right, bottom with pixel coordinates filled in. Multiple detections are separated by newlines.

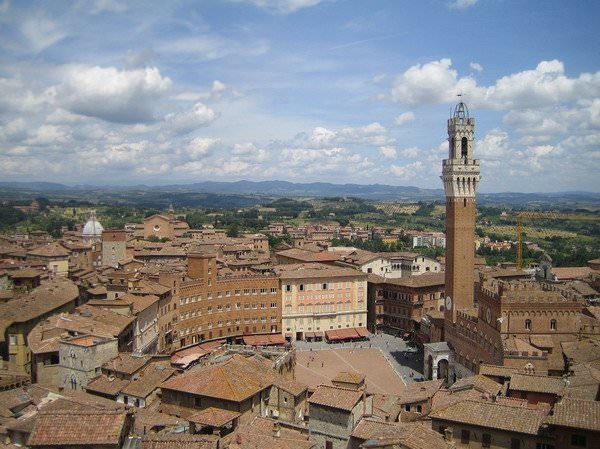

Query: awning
left=243, top=333, right=286, bottom=346
left=355, top=327, right=370, bottom=338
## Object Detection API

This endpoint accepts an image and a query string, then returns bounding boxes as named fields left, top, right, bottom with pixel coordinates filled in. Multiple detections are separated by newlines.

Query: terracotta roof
left=85, top=375, right=129, bottom=397
left=430, top=399, right=546, bottom=435
left=141, top=434, right=218, bottom=449
left=398, top=379, right=443, bottom=404
left=308, top=385, right=364, bottom=412
left=352, top=419, right=450, bottom=449
left=274, top=262, right=366, bottom=280
left=188, top=407, right=241, bottom=427
left=27, top=243, right=70, bottom=258
left=121, top=362, right=175, bottom=398
left=332, top=370, right=365, bottom=385
left=118, top=293, right=159, bottom=314
left=552, top=266, right=593, bottom=280
left=479, top=363, right=519, bottom=379
left=0, top=278, right=79, bottom=342
left=450, top=375, right=502, bottom=396
left=103, top=353, right=152, bottom=376
left=273, top=379, right=308, bottom=397
left=381, top=272, right=445, bottom=288
left=546, top=397, right=600, bottom=431
left=351, top=418, right=407, bottom=440
left=509, top=373, right=566, bottom=395
left=430, top=388, right=489, bottom=412
left=276, top=248, right=341, bottom=263
left=132, top=409, right=182, bottom=435
left=561, top=339, right=600, bottom=364
left=224, top=417, right=315, bottom=449
left=161, top=354, right=274, bottom=402
left=27, top=409, right=129, bottom=446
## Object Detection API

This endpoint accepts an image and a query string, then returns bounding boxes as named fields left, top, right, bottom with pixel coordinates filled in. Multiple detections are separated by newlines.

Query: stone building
left=275, top=263, right=368, bottom=342
left=58, top=334, right=118, bottom=391
left=307, top=384, right=373, bottom=449
left=142, top=210, right=190, bottom=240
left=102, top=229, right=127, bottom=268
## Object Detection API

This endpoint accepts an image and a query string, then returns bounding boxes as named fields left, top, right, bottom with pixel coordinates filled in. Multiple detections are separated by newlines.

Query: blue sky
left=1, top=0, right=599, bottom=193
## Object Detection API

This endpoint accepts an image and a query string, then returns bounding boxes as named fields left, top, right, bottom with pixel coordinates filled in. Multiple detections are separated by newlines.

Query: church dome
left=82, top=211, right=104, bottom=237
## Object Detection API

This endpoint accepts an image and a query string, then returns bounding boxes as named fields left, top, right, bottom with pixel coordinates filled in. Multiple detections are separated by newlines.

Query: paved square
left=295, top=347, right=406, bottom=395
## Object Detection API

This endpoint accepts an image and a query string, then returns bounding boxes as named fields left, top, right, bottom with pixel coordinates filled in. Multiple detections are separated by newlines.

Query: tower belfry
left=442, top=101, right=480, bottom=322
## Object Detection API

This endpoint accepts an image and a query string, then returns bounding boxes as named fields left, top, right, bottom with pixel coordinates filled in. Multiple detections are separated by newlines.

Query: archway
left=427, top=355, right=434, bottom=380
left=437, top=359, right=449, bottom=381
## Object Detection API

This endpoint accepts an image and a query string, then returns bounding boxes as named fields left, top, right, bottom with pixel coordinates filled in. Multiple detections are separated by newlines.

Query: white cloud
left=401, top=146, right=420, bottom=158
left=185, top=137, right=220, bottom=159
left=470, top=62, right=483, bottom=72
left=394, top=111, right=415, bottom=126
left=231, top=0, right=329, bottom=14
left=390, top=161, right=424, bottom=178
left=379, top=146, right=396, bottom=159
left=91, top=0, right=128, bottom=14
left=58, top=65, right=172, bottom=124
left=449, top=0, right=478, bottom=9
left=21, top=16, right=67, bottom=52
left=163, top=103, right=218, bottom=135
left=477, top=129, right=510, bottom=160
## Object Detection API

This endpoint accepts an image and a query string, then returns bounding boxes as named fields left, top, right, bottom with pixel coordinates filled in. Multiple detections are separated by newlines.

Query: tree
left=226, top=223, right=239, bottom=237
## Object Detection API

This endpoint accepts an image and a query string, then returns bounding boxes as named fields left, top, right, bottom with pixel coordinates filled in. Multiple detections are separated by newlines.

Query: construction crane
left=515, top=211, right=600, bottom=269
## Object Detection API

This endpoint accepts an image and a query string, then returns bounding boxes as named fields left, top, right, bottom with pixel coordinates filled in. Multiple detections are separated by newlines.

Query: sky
left=0, top=0, right=599, bottom=193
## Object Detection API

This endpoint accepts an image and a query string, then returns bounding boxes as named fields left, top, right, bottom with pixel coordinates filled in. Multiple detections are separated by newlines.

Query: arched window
left=550, top=319, right=557, bottom=331
left=461, top=137, right=468, bottom=157
left=525, top=319, right=532, bottom=330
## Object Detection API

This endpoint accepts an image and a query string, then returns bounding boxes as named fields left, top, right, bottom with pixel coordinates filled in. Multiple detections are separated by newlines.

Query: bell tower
left=442, top=101, right=480, bottom=323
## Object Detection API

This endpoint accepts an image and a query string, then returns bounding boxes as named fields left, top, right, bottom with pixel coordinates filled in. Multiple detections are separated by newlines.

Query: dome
left=82, top=211, right=104, bottom=237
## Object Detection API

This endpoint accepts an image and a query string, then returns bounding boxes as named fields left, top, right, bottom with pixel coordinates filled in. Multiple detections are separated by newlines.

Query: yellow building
left=0, top=278, right=79, bottom=375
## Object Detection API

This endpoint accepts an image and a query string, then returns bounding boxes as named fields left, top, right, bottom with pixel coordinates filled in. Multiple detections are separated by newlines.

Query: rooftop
left=545, top=397, right=600, bottom=431
left=308, top=384, right=364, bottom=412
left=430, top=399, right=546, bottom=435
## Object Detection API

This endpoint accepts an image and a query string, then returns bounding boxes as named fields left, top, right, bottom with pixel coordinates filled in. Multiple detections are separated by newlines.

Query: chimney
left=272, top=422, right=281, bottom=438
left=444, top=427, right=453, bottom=442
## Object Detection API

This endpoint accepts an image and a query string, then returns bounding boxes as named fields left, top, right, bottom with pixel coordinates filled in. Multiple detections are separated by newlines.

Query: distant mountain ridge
left=0, top=180, right=599, bottom=204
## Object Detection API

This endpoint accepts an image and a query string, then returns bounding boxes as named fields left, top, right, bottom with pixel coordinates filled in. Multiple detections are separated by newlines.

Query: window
left=8, top=334, right=17, bottom=346
left=286, top=285, right=291, bottom=292
left=322, top=283, right=328, bottom=290
left=525, top=319, right=531, bottom=330
left=550, top=319, right=557, bottom=331
left=482, top=433, right=491, bottom=448
left=299, top=284, right=304, bottom=291
left=404, top=404, right=410, bottom=412
left=511, top=439, right=521, bottom=449
left=326, top=442, right=333, bottom=449
left=571, top=435, right=586, bottom=447
left=461, top=430, right=470, bottom=444
left=416, top=405, right=422, bottom=413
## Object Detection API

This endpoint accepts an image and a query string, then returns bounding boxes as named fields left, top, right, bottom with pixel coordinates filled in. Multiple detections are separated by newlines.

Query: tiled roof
left=546, top=397, right=600, bottom=431
left=0, top=278, right=79, bottom=341
left=561, top=339, right=600, bottom=364
left=351, top=418, right=407, bottom=439
left=161, top=354, right=274, bottom=402
left=308, top=385, right=364, bottom=412
left=478, top=363, right=518, bottom=379
left=132, top=409, right=182, bottom=435
left=224, top=417, right=315, bottom=449
left=27, top=409, right=129, bottom=446
left=141, top=434, right=218, bottom=449
left=382, top=272, right=445, bottom=288
left=351, top=419, right=449, bottom=449
left=103, top=353, right=152, bottom=375
left=273, top=379, right=308, bottom=397
left=509, top=373, right=566, bottom=395
left=450, top=375, right=502, bottom=396
left=332, top=371, right=365, bottom=385
left=552, top=266, right=593, bottom=280
left=398, top=379, right=443, bottom=404
left=118, top=293, right=159, bottom=314
left=27, top=243, right=70, bottom=258
left=85, top=375, right=129, bottom=397
left=274, top=262, right=366, bottom=280
left=188, top=407, right=241, bottom=427
left=430, top=399, right=546, bottom=435
left=121, top=362, right=175, bottom=398
left=430, top=388, right=490, bottom=413
left=276, top=248, right=341, bottom=263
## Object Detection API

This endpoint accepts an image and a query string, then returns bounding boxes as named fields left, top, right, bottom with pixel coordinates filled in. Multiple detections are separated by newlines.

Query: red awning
left=355, top=327, right=370, bottom=338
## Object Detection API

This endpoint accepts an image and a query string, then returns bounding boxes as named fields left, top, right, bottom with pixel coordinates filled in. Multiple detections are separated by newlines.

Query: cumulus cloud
left=163, top=103, right=218, bottom=135
left=58, top=65, right=172, bottom=124
left=184, top=137, right=220, bottom=159
left=394, top=111, right=415, bottom=126
left=90, top=0, right=128, bottom=14
left=231, top=0, right=329, bottom=14
left=390, top=161, right=424, bottom=178
left=379, top=146, right=397, bottom=159
left=470, top=62, right=483, bottom=72
left=449, top=0, right=478, bottom=9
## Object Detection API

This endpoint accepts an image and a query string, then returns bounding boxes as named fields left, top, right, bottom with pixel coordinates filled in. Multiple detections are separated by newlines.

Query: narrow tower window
left=461, top=137, right=468, bottom=158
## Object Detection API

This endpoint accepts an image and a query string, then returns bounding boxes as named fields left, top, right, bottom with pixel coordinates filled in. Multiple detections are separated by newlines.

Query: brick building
left=174, top=252, right=281, bottom=348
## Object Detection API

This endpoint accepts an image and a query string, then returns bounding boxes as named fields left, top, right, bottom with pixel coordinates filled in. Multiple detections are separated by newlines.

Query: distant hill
left=0, top=180, right=598, bottom=207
